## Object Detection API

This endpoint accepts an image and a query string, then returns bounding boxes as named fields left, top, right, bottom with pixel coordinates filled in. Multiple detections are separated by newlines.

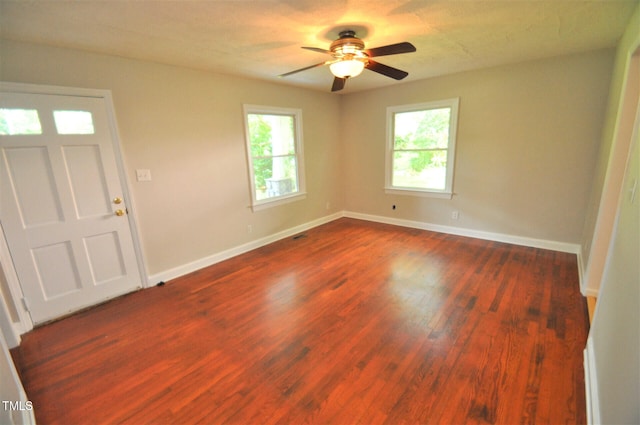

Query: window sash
left=392, top=148, right=447, bottom=153
left=252, top=153, right=297, bottom=160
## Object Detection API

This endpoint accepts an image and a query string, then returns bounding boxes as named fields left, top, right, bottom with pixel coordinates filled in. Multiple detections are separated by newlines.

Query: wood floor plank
left=11, top=218, right=589, bottom=424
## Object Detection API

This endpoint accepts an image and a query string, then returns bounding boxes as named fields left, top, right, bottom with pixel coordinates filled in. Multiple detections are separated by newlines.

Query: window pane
left=248, top=113, right=295, bottom=156
left=394, top=108, right=450, bottom=150
left=53, top=110, right=95, bottom=135
left=254, top=155, right=298, bottom=201
left=392, top=150, right=447, bottom=190
left=0, top=108, right=42, bottom=135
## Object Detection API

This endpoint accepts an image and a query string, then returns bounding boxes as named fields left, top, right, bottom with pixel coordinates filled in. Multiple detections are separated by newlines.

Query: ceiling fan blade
left=302, top=46, right=333, bottom=55
left=331, top=77, right=346, bottom=92
left=365, top=60, right=409, bottom=80
left=365, top=42, right=416, bottom=58
left=279, top=62, right=328, bottom=77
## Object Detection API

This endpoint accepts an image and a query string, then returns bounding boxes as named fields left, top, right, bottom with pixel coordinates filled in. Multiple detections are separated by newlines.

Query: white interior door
left=0, top=91, right=142, bottom=324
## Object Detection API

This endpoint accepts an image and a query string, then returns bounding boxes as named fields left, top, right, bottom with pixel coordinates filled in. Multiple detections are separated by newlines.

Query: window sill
left=385, top=188, right=453, bottom=200
left=250, top=192, right=306, bottom=212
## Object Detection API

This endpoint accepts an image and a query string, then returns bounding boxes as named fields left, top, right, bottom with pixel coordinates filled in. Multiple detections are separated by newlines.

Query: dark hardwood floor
left=12, top=218, right=589, bottom=424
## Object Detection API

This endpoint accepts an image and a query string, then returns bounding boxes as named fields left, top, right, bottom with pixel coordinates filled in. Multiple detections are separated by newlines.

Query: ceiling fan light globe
left=330, top=60, right=365, bottom=78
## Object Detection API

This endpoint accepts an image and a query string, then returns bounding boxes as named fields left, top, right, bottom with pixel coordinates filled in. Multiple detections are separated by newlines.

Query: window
left=243, top=105, right=305, bottom=210
left=53, top=110, right=95, bottom=134
left=0, top=109, right=95, bottom=135
left=0, top=108, right=42, bottom=135
left=386, top=98, right=459, bottom=198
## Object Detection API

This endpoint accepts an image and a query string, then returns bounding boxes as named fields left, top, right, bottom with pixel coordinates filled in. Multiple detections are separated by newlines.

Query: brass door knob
left=115, top=209, right=125, bottom=216
left=113, top=197, right=123, bottom=204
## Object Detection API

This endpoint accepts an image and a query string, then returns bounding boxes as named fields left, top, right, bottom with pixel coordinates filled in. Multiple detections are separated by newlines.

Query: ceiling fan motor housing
left=330, top=30, right=366, bottom=58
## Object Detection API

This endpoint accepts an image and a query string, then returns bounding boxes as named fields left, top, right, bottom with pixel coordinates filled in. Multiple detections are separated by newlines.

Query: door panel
left=32, top=241, right=82, bottom=299
left=4, top=146, right=64, bottom=226
left=84, top=231, right=126, bottom=284
left=62, top=144, right=111, bottom=217
left=1, top=91, right=142, bottom=324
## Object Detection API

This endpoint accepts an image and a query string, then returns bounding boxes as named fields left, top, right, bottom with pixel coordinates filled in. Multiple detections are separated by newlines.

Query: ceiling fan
left=279, top=30, right=416, bottom=92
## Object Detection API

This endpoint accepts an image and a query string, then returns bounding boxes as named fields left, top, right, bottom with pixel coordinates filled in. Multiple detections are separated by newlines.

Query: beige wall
left=0, top=40, right=616, bottom=277
left=0, top=40, right=344, bottom=276
left=341, top=49, right=614, bottom=244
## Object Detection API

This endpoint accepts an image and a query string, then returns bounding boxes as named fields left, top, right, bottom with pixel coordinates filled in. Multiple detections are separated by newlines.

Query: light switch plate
left=136, top=169, right=152, bottom=182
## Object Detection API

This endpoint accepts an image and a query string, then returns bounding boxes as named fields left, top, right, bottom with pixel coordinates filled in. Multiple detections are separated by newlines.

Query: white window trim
left=243, top=104, right=306, bottom=212
left=385, top=98, right=459, bottom=199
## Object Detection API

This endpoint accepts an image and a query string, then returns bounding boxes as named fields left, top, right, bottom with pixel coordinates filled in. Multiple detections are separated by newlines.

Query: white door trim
left=582, top=44, right=640, bottom=297
left=0, top=81, right=148, bottom=335
left=0, top=222, right=33, bottom=343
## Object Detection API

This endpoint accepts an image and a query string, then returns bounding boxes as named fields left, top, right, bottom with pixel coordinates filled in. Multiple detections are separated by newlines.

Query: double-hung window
left=386, top=98, right=459, bottom=198
left=243, top=105, right=305, bottom=211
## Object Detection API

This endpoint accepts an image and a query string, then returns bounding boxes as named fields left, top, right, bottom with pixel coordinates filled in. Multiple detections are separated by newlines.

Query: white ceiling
left=1, top=0, right=637, bottom=93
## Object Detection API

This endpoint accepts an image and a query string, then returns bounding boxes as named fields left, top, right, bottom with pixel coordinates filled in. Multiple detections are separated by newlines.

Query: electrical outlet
left=247, top=225, right=253, bottom=234
left=451, top=210, right=459, bottom=220
left=136, top=169, right=152, bottom=182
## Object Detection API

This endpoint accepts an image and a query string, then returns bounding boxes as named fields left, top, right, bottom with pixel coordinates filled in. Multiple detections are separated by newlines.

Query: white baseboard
left=343, top=211, right=582, bottom=254
left=148, top=212, right=343, bottom=285
left=577, top=251, right=586, bottom=296
left=150, top=210, right=583, bottom=286
left=584, top=337, right=600, bottom=425
left=583, top=287, right=600, bottom=298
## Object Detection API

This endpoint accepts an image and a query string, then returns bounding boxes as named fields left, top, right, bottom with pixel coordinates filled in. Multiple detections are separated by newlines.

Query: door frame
left=583, top=45, right=640, bottom=297
left=0, top=81, right=148, bottom=339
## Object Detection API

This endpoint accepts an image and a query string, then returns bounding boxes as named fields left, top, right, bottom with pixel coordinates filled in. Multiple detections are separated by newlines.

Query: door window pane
left=54, top=110, right=95, bottom=134
left=0, top=108, right=42, bottom=135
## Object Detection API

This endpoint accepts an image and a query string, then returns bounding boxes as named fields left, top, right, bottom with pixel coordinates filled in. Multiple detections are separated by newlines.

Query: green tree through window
left=0, top=109, right=42, bottom=135
left=248, top=114, right=273, bottom=191
left=387, top=99, right=459, bottom=197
